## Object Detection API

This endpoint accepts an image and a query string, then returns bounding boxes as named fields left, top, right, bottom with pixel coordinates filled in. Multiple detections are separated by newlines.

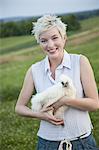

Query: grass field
left=0, top=16, right=99, bottom=150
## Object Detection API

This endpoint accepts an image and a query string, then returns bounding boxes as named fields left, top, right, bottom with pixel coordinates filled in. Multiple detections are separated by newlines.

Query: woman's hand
left=48, top=97, right=65, bottom=113
left=38, top=106, right=64, bottom=125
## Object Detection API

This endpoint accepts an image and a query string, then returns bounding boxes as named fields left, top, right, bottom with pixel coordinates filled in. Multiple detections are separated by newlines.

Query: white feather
left=31, top=74, right=76, bottom=119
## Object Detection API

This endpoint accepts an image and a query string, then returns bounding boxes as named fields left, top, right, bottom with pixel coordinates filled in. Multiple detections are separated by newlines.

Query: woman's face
left=39, top=27, right=66, bottom=59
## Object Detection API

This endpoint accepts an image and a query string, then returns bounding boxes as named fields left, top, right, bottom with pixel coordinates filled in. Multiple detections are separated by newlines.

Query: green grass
left=0, top=101, right=40, bottom=150
left=0, top=35, right=37, bottom=55
left=80, top=16, right=99, bottom=31
left=0, top=16, right=99, bottom=149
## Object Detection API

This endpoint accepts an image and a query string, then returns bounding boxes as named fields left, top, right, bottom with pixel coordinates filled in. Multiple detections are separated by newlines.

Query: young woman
left=15, top=15, right=99, bottom=150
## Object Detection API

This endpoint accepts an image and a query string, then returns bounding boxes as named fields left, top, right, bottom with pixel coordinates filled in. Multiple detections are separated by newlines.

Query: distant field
left=80, top=16, right=99, bottom=31
left=0, top=36, right=37, bottom=55
left=0, top=16, right=99, bottom=150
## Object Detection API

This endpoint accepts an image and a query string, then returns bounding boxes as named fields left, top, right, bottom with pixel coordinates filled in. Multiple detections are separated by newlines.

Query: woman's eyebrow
left=39, top=37, right=46, bottom=40
left=52, top=34, right=58, bottom=37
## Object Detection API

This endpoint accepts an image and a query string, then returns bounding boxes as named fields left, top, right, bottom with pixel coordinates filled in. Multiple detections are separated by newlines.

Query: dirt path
left=67, top=30, right=99, bottom=46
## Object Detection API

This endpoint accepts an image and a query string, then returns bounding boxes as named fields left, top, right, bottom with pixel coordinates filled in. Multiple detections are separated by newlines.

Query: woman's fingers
left=50, top=119, right=64, bottom=125
left=40, top=107, right=64, bottom=125
left=48, top=113, right=64, bottom=124
left=40, top=106, right=54, bottom=112
left=49, top=101, right=62, bottom=110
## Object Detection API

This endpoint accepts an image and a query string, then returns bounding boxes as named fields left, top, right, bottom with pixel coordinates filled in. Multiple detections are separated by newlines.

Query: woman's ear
left=64, top=34, right=67, bottom=41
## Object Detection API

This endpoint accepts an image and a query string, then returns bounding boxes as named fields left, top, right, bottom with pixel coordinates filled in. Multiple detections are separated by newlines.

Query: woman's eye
left=53, top=37, right=58, bottom=40
left=40, top=40, right=47, bottom=43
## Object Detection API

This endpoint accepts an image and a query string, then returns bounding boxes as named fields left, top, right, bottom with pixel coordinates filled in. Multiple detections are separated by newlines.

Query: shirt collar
left=44, top=50, right=71, bottom=73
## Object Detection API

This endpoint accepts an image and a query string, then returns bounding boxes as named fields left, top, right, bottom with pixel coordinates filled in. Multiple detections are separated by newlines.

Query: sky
left=0, top=0, right=99, bottom=19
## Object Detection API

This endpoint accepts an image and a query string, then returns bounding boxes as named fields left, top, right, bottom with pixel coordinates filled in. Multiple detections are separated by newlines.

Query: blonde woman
left=15, top=15, right=99, bottom=150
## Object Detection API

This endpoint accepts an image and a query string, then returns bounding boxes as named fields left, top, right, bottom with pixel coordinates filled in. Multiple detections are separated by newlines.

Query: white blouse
left=31, top=51, right=92, bottom=141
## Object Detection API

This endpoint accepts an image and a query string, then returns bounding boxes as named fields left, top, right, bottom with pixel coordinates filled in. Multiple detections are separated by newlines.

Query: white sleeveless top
left=31, top=51, right=92, bottom=141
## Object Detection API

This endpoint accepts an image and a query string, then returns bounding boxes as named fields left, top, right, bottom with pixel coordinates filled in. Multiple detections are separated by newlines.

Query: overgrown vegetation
left=1, top=14, right=80, bottom=38
left=0, top=9, right=99, bottom=38
left=0, top=14, right=81, bottom=38
left=0, top=20, right=33, bottom=38
left=0, top=16, right=99, bottom=149
left=61, top=14, right=80, bottom=31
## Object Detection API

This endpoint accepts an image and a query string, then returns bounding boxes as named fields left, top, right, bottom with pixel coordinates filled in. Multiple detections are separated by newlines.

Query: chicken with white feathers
left=31, top=74, right=76, bottom=119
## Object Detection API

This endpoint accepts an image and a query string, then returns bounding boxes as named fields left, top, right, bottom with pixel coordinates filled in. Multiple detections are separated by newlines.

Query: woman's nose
left=47, top=39, right=54, bottom=48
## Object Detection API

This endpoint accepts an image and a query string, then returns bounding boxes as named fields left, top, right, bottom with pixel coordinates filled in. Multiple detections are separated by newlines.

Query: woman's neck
left=49, top=53, right=64, bottom=68
left=48, top=53, right=64, bottom=79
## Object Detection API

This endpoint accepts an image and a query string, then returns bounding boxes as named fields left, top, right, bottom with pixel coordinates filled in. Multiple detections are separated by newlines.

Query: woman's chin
left=49, top=52, right=59, bottom=59
left=48, top=50, right=59, bottom=58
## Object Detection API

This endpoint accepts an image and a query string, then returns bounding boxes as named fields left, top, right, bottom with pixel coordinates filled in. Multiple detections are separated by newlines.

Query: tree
left=61, top=14, right=81, bottom=31
left=0, top=15, right=80, bottom=38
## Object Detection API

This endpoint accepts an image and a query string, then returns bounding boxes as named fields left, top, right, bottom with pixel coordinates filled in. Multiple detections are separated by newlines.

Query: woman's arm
left=15, top=66, right=36, bottom=117
left=67, top=55, right=99, bottom=111
left=51, top=55, right=99, bottom=112
left=15, top=66, right=64, bottom=125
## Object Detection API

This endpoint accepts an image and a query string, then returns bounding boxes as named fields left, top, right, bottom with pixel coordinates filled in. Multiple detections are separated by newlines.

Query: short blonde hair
left=31, top=14, right=67, bottom=43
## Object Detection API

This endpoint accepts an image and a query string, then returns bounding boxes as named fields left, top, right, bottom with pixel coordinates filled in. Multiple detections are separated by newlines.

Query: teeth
left=49, top=51, right=56, bottom=53
left=48, top=48, right=57, bottom=53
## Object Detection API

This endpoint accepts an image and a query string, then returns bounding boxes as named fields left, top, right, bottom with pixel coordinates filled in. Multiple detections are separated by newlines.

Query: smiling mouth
left=48, top=48, right=58, bottom=53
